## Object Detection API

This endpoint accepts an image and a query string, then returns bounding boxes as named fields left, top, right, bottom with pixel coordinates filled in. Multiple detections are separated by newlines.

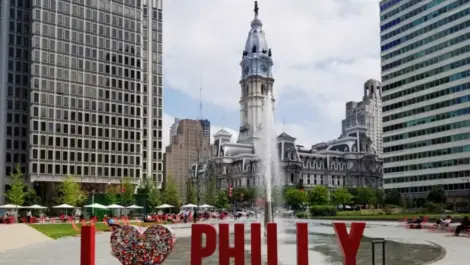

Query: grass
left=29, top=223, right=108, bottom=239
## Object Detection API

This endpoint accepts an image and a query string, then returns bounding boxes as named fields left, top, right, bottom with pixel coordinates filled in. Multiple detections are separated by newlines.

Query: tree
left=204, top=177, right=217, bottom=205
left=384, top=189, right=402, bottom=206
left=57, top=176, right=88, bottom=206
left=24, top=188, right=41, bottom=206
left=120, top=177, right=136, bottom=206
left=356, top=187, right=376, bottom=206
left=215, top=190, right=229, bottom=209
left=105, top=185, right=119, bottom=204
left=186, top=181, right=196, bottom=204
left=308, top=185, right=329, bottom=205
left=332, top=188, right=353, bottom=208
left=427, top=185, right=446, bottom=204
left=147, top=183, right=162, bottom=209
left=284, top=188, right=307, bottom=211
left=162, top=176, right=179, bottom=209
left=375, top=189, right=385, bottom=207
left=5, top=165, right=26, bottom=206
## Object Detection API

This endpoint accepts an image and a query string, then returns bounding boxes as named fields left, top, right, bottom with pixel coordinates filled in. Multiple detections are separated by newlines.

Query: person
left=107, top=215, right=121, bottom=229
left=454, top=216, right=469, bottom=236
left=26, top=210, right=32, bottom=223
left=436, top=216, right=451, bottom=229
left=407, top=216, right=424, bottom=228
left=183, top=210, right=188, bottom=223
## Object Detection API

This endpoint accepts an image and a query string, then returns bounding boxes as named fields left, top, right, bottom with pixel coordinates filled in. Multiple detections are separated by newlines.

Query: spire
left=254, top=1, right=259, bottom=17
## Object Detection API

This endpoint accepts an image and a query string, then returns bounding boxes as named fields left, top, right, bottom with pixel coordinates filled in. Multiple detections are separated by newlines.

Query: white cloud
left=163, top=0, right=381, bottom=146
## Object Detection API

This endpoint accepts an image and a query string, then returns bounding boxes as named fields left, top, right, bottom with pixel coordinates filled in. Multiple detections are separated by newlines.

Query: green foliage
left=375, top=189, right=385, bottom=207
left=427, top=185, right=446, bottom=204
left=120, top=177, right=136, bottom=206
left=309, top=205, right=337, bottom=216
left=5, top=165, right=26, bottom=206
left=424, top=201, right=443, bottom=213
left=308, top=185, right=329, bottom=205
left=147, top=182, right=162, bottom=209
left=204, top=177, right=217, bottom=205
left=295, top=212, right=310, bottom=219
left=332, top=188, right=353, bottom=206
left=284, top=188, right=307, bottom=211
left=215, top=190, right=229, bottom=209
left=162, top=176, right=179, bottom=209
left=186, top=181, right=196, bottom=204
left=356, top=187, right=377, bottom=206
left=24, top=188, right=41, bottom=205
left=57, top=176, right=88, bottom=206
left=384, top=189, right=402, bottom=206
left=105, top=185, right=119, bottom=204
left=271, top=186, right=283, bottom=208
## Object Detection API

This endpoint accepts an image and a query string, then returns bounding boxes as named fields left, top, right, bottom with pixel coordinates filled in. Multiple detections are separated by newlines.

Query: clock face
left=244, top=66, right=250, bottom=75
left=260, top=64, right=268, bottom=73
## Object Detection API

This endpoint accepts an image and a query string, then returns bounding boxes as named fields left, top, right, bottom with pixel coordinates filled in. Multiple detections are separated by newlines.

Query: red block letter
left=251, top=223, right=262, bottom=265
left=80, top=225, right=95, bottom=265
left=191, top=224, right=217, bottom=265
left=296, top=223, right=309, bottom=265
left=266, top=223, right=278, bottom=265
left=219, top=223, right=245, bottom=265
left=333, top=222, right=366, bottom=265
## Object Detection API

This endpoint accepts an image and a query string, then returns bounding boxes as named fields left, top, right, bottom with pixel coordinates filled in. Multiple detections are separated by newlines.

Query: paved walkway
left=0, top=224, right=52, bottom=253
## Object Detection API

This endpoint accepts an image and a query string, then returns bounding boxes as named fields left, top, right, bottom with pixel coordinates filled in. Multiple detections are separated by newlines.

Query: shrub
left=295, top=212, right=310, bottom=219
left=424, top=202, right=444, bottom=213
left=309, top=205, right=337, bottom=216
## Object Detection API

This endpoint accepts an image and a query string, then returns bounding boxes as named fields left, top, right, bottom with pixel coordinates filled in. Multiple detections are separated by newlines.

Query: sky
left=161, top=0, right=381, bottom=148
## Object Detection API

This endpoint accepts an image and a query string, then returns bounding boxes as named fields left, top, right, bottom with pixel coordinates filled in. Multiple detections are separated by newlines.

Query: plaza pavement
left=0, top=224, right=52, bottom=253
left=0, top=219, right=469, bottom=264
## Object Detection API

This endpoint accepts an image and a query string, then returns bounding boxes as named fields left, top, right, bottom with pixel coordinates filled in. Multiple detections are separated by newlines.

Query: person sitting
left=407, top=216, right=424, bottom=228
left=436, top=216, right=452, bottom=229
left=454, top=216, right=469, bottom=236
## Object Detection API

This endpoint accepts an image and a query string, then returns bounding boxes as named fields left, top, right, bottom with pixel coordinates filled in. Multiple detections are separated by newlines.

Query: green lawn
left=29, top=223, right=107, bottom=239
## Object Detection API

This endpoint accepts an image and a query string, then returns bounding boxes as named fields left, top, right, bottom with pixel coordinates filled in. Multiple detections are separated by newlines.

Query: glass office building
left=380, top=0, right=470, bottom=200
left=0, top=0, right=164, bottom=203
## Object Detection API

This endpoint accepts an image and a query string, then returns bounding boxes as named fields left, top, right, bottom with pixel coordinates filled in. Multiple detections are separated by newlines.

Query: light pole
left=462, top=178, right=470, bottom=207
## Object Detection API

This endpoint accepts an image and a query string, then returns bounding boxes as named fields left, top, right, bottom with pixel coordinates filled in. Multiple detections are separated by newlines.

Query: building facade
left=169, top=118, right=180, bottom=144
left=201, top=2, right=382, bottom=194
left=380, top=0, right=470, bottom=199
left=0, top=0, right=164, bottom=203
left=342, top=79, right=383, bottom=156
left=164, top=119, right=211, bottom=201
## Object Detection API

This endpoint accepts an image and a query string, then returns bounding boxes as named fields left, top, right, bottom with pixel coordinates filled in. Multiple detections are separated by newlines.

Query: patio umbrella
left=83, top=203, right=108, bottom=209
left=126, top=204, right=143, bottom=209
left=181, top=203, right=198, bottom=208
left=156, top=204, right=174, bottom=209
left=52, top=204, right=75, bottom=209
left=107, top=204, right=125, bottom=209
left=25, top=204, right=47, bottom=209
left=0, top=204, right=23, bottom=209
left=199, top=204, right=214, bottom=208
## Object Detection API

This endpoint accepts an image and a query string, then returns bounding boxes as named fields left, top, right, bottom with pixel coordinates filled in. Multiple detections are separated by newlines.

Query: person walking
left=454, top=216, right=469, bottom=236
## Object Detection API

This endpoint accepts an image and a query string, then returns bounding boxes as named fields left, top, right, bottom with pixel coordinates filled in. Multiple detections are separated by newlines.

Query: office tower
left=342, top=79, right=383, bottom=156
left=164, top=119, right=211, bottom=201
left=169, top=118, right=180, bottom=144
left=380, top=0, right=470, bottom=200
left=0, top=0, right=164, bottom=203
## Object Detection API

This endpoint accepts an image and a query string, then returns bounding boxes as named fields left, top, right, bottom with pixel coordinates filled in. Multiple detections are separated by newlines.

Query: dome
left=243, top=1, right=270, bottom=56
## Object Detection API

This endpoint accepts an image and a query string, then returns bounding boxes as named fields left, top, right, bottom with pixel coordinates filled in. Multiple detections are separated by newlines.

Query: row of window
left=381, top=8, right=470, bottom=52
left=31, top=163, right=140, bottom=178
left=384, top=95, right=470, bottom=123
left=384, top=107, right=470, bottom=133
left=31, top=120, right=144, bottom=138
left=384, top=57, right=470, bottom=94
left=384, top=132, right=470, bottom=153
left=380, top=0, right=402, bottom=13
left=31, top=149, right=142, bottom=164
left=383, top=69, right=470, bottom=102
left=381, top=0, right=466, bottom=41
left=384, top=144, right=470, bottom=163
left=381, top=20, right=470, bottom=63
left=31, top=136, right=141, bottom=151
left=383, top=81, right=470, bottom=112
left=5, top=153, right=27, bottom=164
left=384, top=169, right=469, bottom=184
left=382, top=31, right=470, bottom=73
left=383, top=45, right=470, bottom=82
left=384, top=119, right=470, bottom=143
left=389, top=182, right=470, bottom=194
left=5, top=126, right=28, bottom=137
left=384, top=157, right=469, bottom=174
left=381, top=0, right=422, bottom=21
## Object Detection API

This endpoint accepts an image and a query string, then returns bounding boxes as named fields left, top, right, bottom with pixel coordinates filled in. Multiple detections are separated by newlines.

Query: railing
left=371, top=238, right=387, bottom=265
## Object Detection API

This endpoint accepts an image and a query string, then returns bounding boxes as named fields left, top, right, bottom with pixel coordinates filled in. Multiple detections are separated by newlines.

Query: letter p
left=191, top=224, right=217, bottom=265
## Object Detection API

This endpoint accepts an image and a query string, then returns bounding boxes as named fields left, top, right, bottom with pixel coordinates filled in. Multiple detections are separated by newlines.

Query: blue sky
left=161, top=0, right=381, bottom=147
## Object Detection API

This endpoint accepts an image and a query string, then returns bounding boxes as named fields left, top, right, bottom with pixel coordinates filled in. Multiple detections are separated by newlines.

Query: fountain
left=259, top=91, right=281, bottom=226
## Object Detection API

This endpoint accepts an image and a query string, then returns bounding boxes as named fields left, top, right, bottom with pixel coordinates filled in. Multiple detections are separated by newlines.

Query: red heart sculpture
left=110, top=225, right=176, bottom=265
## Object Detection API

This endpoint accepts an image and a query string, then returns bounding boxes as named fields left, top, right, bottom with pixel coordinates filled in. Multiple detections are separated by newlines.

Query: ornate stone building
left=195, top=2, right=383, bottom=193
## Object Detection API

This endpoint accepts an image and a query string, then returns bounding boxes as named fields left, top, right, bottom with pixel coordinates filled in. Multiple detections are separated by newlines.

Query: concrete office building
left=169, top=118, right=180, bottom=144
left=342, top=79, right=383, bottom=156
left=380, top=0, right=470, bottom=200
left=0, top=0, right=164, bottom=203
left=164, top=119, right=211, bottom=202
